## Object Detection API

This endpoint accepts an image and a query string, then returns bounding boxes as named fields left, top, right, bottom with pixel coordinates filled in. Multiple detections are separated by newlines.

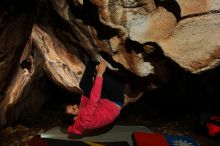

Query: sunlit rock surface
left=159, top=13, right=220, bottom=73
left=91, top=0, right=220, bottom=73
left=176, top=0, right=220, bottom=16
left=32, top=24, right=84, bottom=93
left=51, top=0, right=154, bottom=77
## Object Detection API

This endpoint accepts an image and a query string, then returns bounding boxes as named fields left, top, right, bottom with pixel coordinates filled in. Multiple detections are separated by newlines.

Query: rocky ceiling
left=0, top=0, right=220, bottom=127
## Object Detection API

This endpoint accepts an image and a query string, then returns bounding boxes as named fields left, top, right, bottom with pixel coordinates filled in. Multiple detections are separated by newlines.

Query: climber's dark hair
left=62, top=103, right=75, bottom=125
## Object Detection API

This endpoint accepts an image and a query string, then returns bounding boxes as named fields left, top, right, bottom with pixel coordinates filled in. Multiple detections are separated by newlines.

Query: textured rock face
left=91, top=0, right=220, bottom=73
left=0, top=2, right=34, bottom=92
left=0, top=0, right=220, bottom=127
left=176, top=0, right=220, bottom=16
left=32, top=24, right=84, bottom=92
left=159, top=13, right=220, bottom=73
left=91, top=0, right=156, bottom=34
left=0, top=0, right=36, bottom=126
left=50, top=0, right=155, bottom=77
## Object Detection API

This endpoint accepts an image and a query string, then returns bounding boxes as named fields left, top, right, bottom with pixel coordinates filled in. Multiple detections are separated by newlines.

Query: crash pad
left=133, top=132, right=200, bottom=146
left=40, top=125, right=151, bottom=146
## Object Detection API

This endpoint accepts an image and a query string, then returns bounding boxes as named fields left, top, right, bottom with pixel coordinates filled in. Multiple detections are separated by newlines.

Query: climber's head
left=65, top=104, right=79, bottom=116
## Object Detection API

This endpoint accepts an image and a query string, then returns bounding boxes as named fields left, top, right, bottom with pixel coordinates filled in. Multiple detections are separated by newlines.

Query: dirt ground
left=0, top=98, right=219, bottom=146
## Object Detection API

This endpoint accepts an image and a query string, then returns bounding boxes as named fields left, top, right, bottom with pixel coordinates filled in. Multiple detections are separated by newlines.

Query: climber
left=65, top=60, right=125, bottom=135
left=65, top=60, right=143, bottom=135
